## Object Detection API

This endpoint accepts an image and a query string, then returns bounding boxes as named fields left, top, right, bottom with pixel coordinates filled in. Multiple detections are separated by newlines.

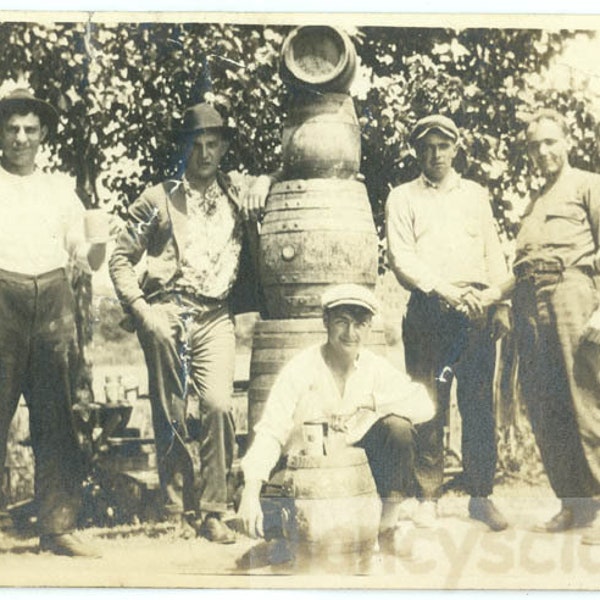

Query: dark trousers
left=403, top=291, right=497, bottom=499
left=513, top=268, right=600, bottom=499
left=0, top=268, right=84, bottom=534
left=137, top=303, right=236, bottom=516
left=357, top=415, right=416, bottom=500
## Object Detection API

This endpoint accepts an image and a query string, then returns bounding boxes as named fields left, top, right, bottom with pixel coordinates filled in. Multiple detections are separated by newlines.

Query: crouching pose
left=237, top=284, right=434, bottom=555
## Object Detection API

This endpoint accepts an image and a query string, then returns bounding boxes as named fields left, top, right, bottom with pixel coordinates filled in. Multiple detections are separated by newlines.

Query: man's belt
left=513, top=258, right=564, bottom=280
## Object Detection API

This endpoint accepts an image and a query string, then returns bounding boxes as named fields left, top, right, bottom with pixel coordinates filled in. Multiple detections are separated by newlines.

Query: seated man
left=237, top=284, right=434, bottom=555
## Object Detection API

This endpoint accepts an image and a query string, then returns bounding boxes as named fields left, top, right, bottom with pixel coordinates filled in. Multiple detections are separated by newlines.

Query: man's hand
left=582, top=309, right=600, bottom=344
left=241, top=174, right=272, bottom=221
left=236, top=481, right=264, bottom=539
left=434, top=282, right=470, bottom=309
left=131, top=299, right=182, bottom=344
left=490, top=305, right=512, bottom=341
left=434, top=283, right=483, bottom=319
left=479, top=286, right=503, bottom=309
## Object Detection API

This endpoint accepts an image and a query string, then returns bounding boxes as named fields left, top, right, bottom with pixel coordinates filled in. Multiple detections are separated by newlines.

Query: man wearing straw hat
left=238, top=283, right=434, bottom=556
left=110, top=102, right=275, bottom=543
left=0, top=87, right=108, bottom=557
left=386, top=114, right=510, bottom=532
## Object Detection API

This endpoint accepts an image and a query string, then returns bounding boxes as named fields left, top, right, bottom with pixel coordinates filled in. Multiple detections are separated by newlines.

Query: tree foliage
left=0, top=20, right=594, bottom=249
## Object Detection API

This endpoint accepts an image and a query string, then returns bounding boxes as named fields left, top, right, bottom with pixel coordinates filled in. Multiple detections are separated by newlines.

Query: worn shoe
left=378, top=526, right=413, bottom=560
left=412, top=500, right=437, bottom=529
left=533, top=506, right=574, bottom=533
left=199, top=514, right=237, bottom=544
left=581, top=525, right=600, bottom=545
left=40, top=533, right=101, bottom=558
left=469, top=497, right=508, bottom=532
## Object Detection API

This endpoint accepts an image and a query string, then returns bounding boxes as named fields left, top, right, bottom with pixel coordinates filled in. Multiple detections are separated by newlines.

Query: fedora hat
left=179, top=102, right=236, bottom=138
left=0, top=88, right=58, bottom=130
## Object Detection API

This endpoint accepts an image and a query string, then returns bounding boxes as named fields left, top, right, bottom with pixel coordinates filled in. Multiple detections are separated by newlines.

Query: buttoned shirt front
left=386, top=171, right=508, bottom=293
left=241, top=344, right=433, bottom=482
left=0, top=165, right=87, bottom=276
left=515, top=166, right=600, bottom=271
left=178, top=176, right=244, bottom=300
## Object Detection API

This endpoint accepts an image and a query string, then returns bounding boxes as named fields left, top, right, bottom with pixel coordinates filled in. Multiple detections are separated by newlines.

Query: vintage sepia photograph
left=1, top=8, right=600, bottom=590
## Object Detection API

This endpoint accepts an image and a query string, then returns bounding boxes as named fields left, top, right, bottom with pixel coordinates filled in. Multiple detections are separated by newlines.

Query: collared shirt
left=241, top=344, right=434, bottom=482
left=178, top=176, right=244, bottom=300
left=515, top=166, right=600, bottom=271
left=386, top=171, right=508, bottom=293
left=0, top=165, right=87, bottom=275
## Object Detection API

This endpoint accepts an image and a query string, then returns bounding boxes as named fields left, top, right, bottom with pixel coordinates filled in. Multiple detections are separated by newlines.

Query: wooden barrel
left=280, top=26, right=357, bottom=94
left=247, top=318, right=387, bottom=446
left=259, top=179, right=378, bottom=320
left=263, top=448, right=380, bottom=566
left=281, top=92, right=361, bottom=180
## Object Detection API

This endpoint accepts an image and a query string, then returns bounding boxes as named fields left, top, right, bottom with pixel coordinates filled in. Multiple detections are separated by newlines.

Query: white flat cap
left=321, top=284, right=379, bottom=315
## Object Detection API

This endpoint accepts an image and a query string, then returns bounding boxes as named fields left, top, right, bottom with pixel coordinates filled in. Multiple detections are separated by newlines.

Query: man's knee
left=201, top=390, right=233, bottom=417
left=378, top=415, right=415, bottom=451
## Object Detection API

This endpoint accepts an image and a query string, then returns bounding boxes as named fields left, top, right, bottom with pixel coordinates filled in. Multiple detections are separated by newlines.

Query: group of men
left=386, top=110, right=600, bottom=546
left=0, top=83, right=600, bottom=560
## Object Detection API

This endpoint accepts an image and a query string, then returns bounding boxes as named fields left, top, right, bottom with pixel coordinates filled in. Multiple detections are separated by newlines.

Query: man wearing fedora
left=110, top=102, right=275, bottom=543
left=386, top=114, right=510, bottom=531
left=0, top=88, right=107, bottom=557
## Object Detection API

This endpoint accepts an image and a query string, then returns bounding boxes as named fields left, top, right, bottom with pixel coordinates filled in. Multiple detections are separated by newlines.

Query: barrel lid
left=281, top=26, right=355, bottom=89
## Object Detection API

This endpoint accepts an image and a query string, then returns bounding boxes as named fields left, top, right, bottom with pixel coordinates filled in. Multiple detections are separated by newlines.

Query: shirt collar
left=420, top=169, right=461, bottom=192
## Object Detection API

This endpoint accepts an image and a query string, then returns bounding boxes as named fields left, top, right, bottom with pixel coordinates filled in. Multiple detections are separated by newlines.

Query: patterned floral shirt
left=178, top=176, right=244, bottom=300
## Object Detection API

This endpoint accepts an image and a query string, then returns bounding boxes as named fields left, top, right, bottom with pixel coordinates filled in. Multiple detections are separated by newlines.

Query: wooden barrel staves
left=281, top=92, right=361, bottom=180
left=247, top=318, right=387, bottom=446
left=259, top=178, right=378, bottom=320
left=270, top=448, right=381, bottom=570
left=280, top=25, right=357, bottom=94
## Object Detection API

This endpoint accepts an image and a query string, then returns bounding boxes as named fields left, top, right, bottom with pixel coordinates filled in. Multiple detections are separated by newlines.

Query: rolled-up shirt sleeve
left=64, top=190, right=91, bottom=273
left=481, top=196, right=509, bottom=287
left=372, top=357, right=435, bottom=425
left=241, top=360, right=301, bottom=483
left=386, top=186, right=442, bottom=294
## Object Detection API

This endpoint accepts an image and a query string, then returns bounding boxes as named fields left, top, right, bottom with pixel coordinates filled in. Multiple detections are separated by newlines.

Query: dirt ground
left=1, top=478, right=600, bottom=590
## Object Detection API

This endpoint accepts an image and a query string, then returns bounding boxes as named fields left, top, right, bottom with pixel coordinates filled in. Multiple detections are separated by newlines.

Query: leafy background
left=2, top=20, right=599, bottom=492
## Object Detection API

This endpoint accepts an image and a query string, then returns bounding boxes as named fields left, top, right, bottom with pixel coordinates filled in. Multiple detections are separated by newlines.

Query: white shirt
left=0, top=166, right=87, bottom=275
left=386, top=171, right=508, bottom=293
left=241, top=344, right=434, bottom=482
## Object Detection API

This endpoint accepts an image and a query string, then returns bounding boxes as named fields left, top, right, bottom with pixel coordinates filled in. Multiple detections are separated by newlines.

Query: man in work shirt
left=386, top=114, right=510, bottom=531
left=0, top=88, right=107, bottom=557
left=110, top=102, right=275, bottom=544
left=481, top=109, right=600, bottom=542
left=237, top=284, right=434, bottom=556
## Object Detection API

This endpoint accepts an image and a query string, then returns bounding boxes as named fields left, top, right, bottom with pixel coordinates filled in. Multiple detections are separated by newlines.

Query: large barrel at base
left=282, top=92, right=361, bottom=180
left=247, top=318, right=386, bottom=446
left=259, top=179, right=378, bottom=319
left=280, top=26, right=357, bottom=94
left=283, top=448, right=380, bottom=558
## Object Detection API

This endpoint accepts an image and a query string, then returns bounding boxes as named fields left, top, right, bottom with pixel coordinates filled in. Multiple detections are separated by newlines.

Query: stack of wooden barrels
left=247, top=26, right=383, bottom=566
left=248, top=26, right=382, bottom=438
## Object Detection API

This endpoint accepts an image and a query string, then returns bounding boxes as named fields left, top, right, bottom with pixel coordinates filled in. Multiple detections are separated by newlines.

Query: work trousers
left=0, top=267, right=84, bottom=534
left=356, top=414, right=416, bottom=501
left=513, top=267, right=600, bottom=500
left=137, top=301, right=236, bottom=516
left=403, top=291, right=497, bottom=499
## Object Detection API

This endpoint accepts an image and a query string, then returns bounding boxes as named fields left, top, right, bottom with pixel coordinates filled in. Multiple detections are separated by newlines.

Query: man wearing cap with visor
left=386, top=114, right=510, bottom=531
left=237, top=283, right=434, bottom=555
left=110, top=102, right=276, bottom=543
left=0, top=88, right=108, bottom=557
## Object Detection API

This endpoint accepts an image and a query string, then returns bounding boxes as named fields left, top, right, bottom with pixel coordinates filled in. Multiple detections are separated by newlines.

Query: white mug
left=84, top=208, right=111, bottom=243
